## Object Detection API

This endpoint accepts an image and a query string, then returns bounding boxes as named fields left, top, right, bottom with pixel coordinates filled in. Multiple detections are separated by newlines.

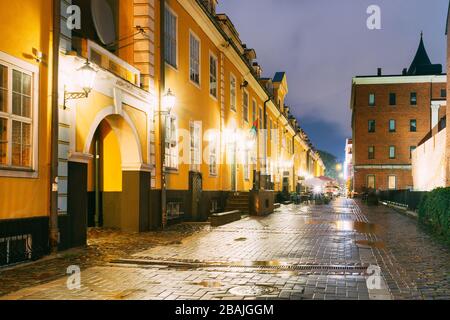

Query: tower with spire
left=406, top=33, right=443, bottom=76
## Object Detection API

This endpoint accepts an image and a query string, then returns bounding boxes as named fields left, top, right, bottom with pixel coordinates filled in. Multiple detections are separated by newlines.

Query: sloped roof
left=407, top=34, right=442, bottom=75
left=273, top=72, right=286, bottom=83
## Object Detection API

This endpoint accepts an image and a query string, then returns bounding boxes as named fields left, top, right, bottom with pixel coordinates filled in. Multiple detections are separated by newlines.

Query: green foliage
left=318, top=150, right=339, bottom=180
left=418, top=188, right=450, bottom=239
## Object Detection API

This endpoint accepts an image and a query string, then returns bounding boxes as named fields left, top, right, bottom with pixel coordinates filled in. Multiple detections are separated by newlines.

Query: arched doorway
left=67, top=110, right=151, bottom=247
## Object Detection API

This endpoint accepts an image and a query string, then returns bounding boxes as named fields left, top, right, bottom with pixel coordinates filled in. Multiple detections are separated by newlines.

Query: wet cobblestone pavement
left=0, top=198, right=448, bottom=300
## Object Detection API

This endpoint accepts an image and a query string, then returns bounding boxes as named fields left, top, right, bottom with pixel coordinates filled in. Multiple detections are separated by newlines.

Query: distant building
left=351, top=34, right=446, bottom=193
left=344, top=138, right=353, bottom=181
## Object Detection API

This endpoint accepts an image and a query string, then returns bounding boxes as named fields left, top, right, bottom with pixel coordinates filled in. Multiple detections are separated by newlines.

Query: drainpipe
left=263, top=97, right=271, bottom=183
left=49, top=0, right=61, bottom=253
left=160, top=0, right=167, bottom=228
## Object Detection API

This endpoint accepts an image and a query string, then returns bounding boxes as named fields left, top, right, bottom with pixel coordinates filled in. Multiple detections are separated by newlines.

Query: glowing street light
left=161, top=88, right=176, bottom=115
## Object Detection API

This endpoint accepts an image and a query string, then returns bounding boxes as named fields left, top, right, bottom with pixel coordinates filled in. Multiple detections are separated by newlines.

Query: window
left=441, top=89, right=446, bottom=98
left=230, top=74, right=236, bottom=111
left=368, top=120, right=376, bottom=133
left=410, top=146, right=416, bottom=159
left=367, top=175, right=375, bottom=189
left=259, top=108, right=263, bottom=131
left=209, top=136, right=217, bottom=176
left=410, top=92, right=417, bottom=105
left=244, top=150, right=250, bottom=180
left=368, top=146, right=375, bottom=159
left=410, top=119, right=417, bottom=132
left=243, top=91, right=249, bottom=123
left=252, top=100, right=256, bottom=123
left=368, top=93, right=375, bottom=106
left=190, top=121, right=201, bottom=172
left=0, top=55, right=37, bottom=174
left=209, top=53, right=217, bottom=98
left=389, top=93, right=396, bottom=106
left=165, top=116, right=178, bottom=170
left=388, top=176, right=397, bottom=190
left=189, top=32, right=200, bottom=85
left=389, top=146, right=396, bottom=159
left=164, top=6, right=177, bottom=68
left=389, top=119, right=396, bottom=132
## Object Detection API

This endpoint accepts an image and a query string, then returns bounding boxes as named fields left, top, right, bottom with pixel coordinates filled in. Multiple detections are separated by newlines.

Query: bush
left=418, top=188, right=450, bottom=238
left=367, top=191, right=379, bottom=206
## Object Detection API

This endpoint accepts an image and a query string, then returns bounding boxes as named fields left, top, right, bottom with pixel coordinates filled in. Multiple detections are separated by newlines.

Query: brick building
left=351, top=35, right=446, bottom=193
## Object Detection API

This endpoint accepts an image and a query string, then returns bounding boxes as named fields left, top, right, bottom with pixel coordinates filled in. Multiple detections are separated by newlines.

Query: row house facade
left=351, top=34, right=446, bottom=193
left=0, top=0, right=325, bottom=266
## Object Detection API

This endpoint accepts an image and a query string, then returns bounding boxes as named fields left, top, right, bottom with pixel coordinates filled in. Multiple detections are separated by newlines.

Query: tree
left=318, top=150, right=339, bottom=180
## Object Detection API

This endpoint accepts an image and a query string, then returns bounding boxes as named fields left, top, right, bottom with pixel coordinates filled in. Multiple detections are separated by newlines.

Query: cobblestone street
left=1, top=198, right=449, bottom=300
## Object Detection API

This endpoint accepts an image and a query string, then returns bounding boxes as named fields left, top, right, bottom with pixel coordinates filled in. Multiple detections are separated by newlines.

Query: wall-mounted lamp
left=64, top=60, right=97, bottom=109
left=158, top=89, right=176, bottom=115
left=240, top=80, right=248, bottom=89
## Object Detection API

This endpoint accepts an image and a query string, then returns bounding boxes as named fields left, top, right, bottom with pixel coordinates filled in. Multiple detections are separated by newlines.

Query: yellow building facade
left=0, top=0, right=325, bottom=266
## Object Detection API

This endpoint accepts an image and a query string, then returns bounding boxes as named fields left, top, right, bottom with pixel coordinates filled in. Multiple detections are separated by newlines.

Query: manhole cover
left=229, top=285, right=278, bottom=296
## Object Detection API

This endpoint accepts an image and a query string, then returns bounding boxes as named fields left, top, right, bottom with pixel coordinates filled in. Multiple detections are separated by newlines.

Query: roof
left=407, top=33, right=442, bottom=75
left=273, top=72, right=286, bottom=83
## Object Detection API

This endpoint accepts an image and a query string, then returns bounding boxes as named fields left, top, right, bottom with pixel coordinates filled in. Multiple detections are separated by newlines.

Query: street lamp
left=64, top=60, right=97, bottom=109
left=161, top=88, right=176, bottom=115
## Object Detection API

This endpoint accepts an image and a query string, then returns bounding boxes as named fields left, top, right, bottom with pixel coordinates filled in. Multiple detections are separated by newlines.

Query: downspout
left=49, top=0, right=61, bottom=253
left=263, top=97, right=271, bottom=181
left=160, top=0, right=167, bottom=228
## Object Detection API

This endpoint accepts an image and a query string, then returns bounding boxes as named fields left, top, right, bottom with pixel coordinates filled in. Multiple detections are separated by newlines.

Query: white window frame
left=209, top=136, right=217, bottom=176
left=389, top=146, right=396, bottom=159
left=164, top=5, right=178, bottom=70
left=230, top=73, right=236, bottom=112
left=243, top=90, right=249, bottom=123
left=165, top=115, right=178, bottom=171
left=0, top=51, right=39, bottom=178
left=189, top=31, right=201, bottom=87
left=190, top=121, right=202, bottom=172
left=209, top=52, right=218, bottom=99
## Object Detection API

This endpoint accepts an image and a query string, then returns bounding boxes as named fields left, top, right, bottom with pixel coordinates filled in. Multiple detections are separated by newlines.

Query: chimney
left=377, top=68, right=382, bottom=76
left=252, top=62, right=262, bottom=78
left=201, top=0, right=217, bottom=15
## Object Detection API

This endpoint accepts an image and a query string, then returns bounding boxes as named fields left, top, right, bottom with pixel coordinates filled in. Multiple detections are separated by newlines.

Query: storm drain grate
left=110, top=258, right=370, bottom=273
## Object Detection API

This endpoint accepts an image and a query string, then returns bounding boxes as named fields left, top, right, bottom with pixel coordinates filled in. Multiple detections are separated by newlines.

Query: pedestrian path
left=3, top=198, right=446, bottom=300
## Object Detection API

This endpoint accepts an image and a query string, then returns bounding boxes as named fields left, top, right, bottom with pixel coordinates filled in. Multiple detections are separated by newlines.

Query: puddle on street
left=306, top=220, right=379, bottom=234
left=229, top=285, right=278, bottom=296
left=355, top=240, right=385, bottom=249
left=191, top=281, right=223, bottom=288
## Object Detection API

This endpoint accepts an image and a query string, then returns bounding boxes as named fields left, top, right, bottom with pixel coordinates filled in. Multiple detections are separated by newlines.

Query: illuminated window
left=252, top=100, right=256, bottom=123
left=209, top=136, right=217, bottom=176
left=164, top=6, right=177, bottom=68
left=190, top=121, right=201, bottom=172
left=189, top=32, right=200, bottom=85
left=388, top=175, right=397, bottom=190
left=367, top=175, right=375, bottom=189
left=230, top=74, right=236, bottom=111
left=0, top=55, right=36, bottom=174
left=209, top=54, right=217, bottom=98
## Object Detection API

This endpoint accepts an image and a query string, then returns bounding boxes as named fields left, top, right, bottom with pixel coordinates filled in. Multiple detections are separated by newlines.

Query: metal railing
left=378, top=189, right=427, bottom=212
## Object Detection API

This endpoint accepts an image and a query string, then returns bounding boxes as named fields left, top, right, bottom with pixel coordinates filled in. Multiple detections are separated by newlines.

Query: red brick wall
left=352, top=80, right=446, bottom=192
